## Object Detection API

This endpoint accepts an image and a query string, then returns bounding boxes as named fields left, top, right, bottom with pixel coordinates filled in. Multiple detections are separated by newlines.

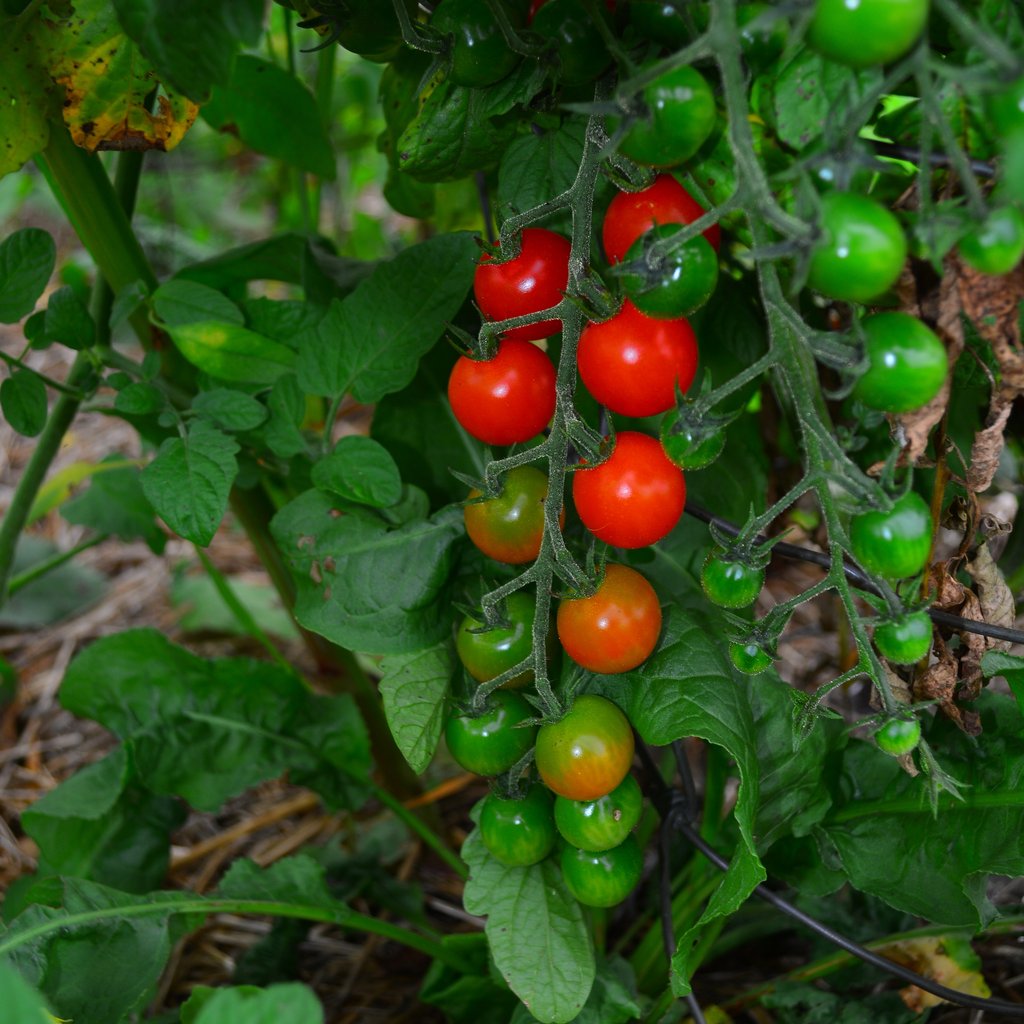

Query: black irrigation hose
left=685, top=502, right=1024, bottom=646
left=637, top=740, right=1024, bottom=1018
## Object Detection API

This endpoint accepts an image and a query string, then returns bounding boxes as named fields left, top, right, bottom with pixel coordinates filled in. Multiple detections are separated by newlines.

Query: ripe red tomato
left=448, top=339, right=556, bottom=445
left=557, top=564, right=662, bottom=674
left=535, top=694, right=634, bottom=800
left=473, top=227, right=571, bottom=343
left=577, top=300, right=698, bottom=417
left=602, top=174, right=720, bottom=262
left=572, top=432, right=686, bottom=549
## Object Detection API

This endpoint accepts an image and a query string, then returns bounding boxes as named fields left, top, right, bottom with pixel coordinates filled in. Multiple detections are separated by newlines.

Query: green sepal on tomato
left=535, top=694, right=634, bottom=801
left=554, top=773, right=643, bottom=852
left=479, top=785, right=558, bottom=867
left=701, top=551, right=765, bottom=609
left=456, top=591, right=537, bottom=689
left=849, top=491, right=933, bottom=581
left=432, top=0, right=523, bottom=88
left=875, top=717, right=922, bottom=757
left=874, top=610, right=932, bottom=665
left=445, top=691, right=537, bottom=776
left=618, top=224, right=719, bottom=319
left=560, top=834, right=643, bottom=908
left=557, top=564, right=662, bottom=675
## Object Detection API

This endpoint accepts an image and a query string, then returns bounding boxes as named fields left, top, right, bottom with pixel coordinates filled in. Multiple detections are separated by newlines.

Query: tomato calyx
left=659, top=396, right=733, bottom=471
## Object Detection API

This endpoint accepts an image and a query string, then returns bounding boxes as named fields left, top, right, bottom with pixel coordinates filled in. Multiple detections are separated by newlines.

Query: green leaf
left=420, top=934, right=519, bottom=1024
left=141, top=421, right=239, bottom=546
left=43, top=285, right=96, bottom=349
left=111, top=0, right=264, bottom=102
left=114, top=380, right=164, bottom=415
left=0, top=962, right=52, bottom=1024
left=192, top=388, right=268, bottom=432
left=497, top=119, right=587, bottom=216
left=171, top=573, right=299, bottom=640
left=508, top=956, right=641, bottom=1024
left=28, top=457, right=143, bottom=523
left=62, top=458, right=166, bottom=553
left=187, top=982, right=325, bottom=1024
left=241, top=297, right=323, bottom=349
left=271, top=489, right=464, bottom=654
left=202, top=55, right=335, bottom=179
left=168, top=320, right=297, bottom=384
left=0, top=370, right=48, bottom=436
left=981, top=650, right=1024, bottom=709
left=152, top=278, right=244, bottom=327
left=462, top=822, right=595, bottom=1024
left=312, top=436, right=403, bottom=508
left=379, top=644, right=453, bottom=773
left=0, top=228, right=55, bottom=322
left=0, top=17, right=54, bottom=178
left=773, top=50, right=882, bottom=151
left=819, top=693, right=1024, bottom=928
left=60, top=629, right=371, bottom=811
left=21, top=746, right=185, bottom=893
left=296, top=231, right=477, bottom=402
left=263, top=373, right=308, bottom=458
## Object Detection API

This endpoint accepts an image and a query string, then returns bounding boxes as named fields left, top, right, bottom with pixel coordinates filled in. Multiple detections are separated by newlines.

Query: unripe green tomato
left=445, top=691, right=537, bottom=776
left=620, top=224, right=719, bottom=319
left=959, top=207, right=1024, bottom=276
left=323, top=0, right=419, bottom=62
left=701, top=551, right=765, bottom=609
left=807, top=0, right=929, bottom=68
left=660, top=411, right=726, bottom=471
left=479, top=785, right=558, bottom=866
left=531, top=0, right=611, bottom=86
left=456, top=591, right=537, bottom=690
left=729, top=641, right=773, bottom=675
left=560, top=834, right=643, bottom=907
left=433, top=0, right=523, bottom=87
left=988, top=76, right=1024, bottom=137
left=852, top=312, right=947, bottom=414
left=737, top=3, right=788, bottom=70
left=628, top=0, right=691, bottom=49
left=554, top=773, right=643, bottom=852
left=874, top=611, right=932, bottom=665
left=807, top=193, right=907, bottom=303
left=875, top=717, right=922, bottom=756
left=849, top=492, right=932, bottom=581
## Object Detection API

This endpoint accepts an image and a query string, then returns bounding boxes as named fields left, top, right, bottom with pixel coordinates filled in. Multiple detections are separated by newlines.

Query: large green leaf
left=0, top=962, right=52, bottom=1023
left=186, top=982, right=325, bottom=1024
left=0, top=16, right=55, bottom=178
left=166, top=321, right=296, bottom=385
left=497, top=119, right=587, bottom=217
left=379, top=643, right=453, bottom=773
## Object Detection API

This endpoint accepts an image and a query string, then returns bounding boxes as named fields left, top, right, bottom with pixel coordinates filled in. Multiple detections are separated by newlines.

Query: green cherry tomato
left=874, top=611, right=933, bottom=666
left=807, top=192, right=907, bottom=303
left=737, top=3, right=787, bottom=70
left=701, top=551, right=765, bottom=609
left=989, top=77, right=1024, bottom=137
left=619, top=224, right=719, bottom=319
left=456, top=591, right=537, bottom=690
left=536, top=694, right=635, bottom=801
left=807, top=0, right=929, bottom=68
left=849, top=492, right=932, bottom=581
left=464, top=466, right=564, bottom=565
left=660, top=411, right=726, bottom=471
left=729, top=641, right=773, bottom=675
left=560, top=834, right=643, bottom=908
left=433, top=0, right=522, bottom=88
left=307, top=0, right=418, bottom=63
left=852, top=312, right=948, bottom=414
left=445, top=691, right=537, bottom=776
left=480, top=785, right=558, bottom=866
left=614, top=65, right=717, bottom=169
left=531, top=0, right=611, bottom=86
left=959, top=207, right=1024, bottom=276
left=628, top=1, right=691, bottom=50
left=875, top=717, right=922, bottom=756
left=554, top=773, right=643, bottom=852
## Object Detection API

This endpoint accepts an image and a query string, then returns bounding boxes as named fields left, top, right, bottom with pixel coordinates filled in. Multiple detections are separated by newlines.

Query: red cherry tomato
left=473, top=227, right=571, bottom=343
left=572, top=431, right=686, bottom=549
left=448, top=339, right=557, bottom=445
left=603, top=174, right=721, bottom=262
left=577, top=300, right=698, bottom=417
left=557, top=563, right=662, bottom=674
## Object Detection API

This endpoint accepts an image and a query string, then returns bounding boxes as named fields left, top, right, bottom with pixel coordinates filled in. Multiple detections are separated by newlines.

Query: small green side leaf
left=167, top=320, right=297, bottom=384
left=43, top=286, right=96, bottom=349
left=192, top=388, right=268, bottom=432
left=0, top=962, right=54, bottom=1023
left=0, top=371, right=48, bottom=437
left=152, top=278, right=244, bottom=327
left=0, top=228, right=55, bottom=322
left=312, top=436, right=403, bottom=508
left=189, top=982, right=325, bottom=1024
left=379, top=644, right=453, bottom=773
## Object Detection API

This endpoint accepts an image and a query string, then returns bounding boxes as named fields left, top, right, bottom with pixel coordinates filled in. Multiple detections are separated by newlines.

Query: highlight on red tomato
left=602, top=174, right=721, bottom=262
left=577, top=301, right=698, bottom=417
left=535, top=694, right=635, bottom=801
left=557, top=563, right=662, bottom=674
left=572, top=431, right=686, bottom=549
left=473, top=227, right=571, bottom=343
left=464, top=465, right=563, bottom=564
left=448, top=338, right=557, bottom=445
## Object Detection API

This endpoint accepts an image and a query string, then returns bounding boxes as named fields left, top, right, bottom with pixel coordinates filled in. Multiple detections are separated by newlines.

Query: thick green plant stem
left=8, top=533, right=107, bottom=597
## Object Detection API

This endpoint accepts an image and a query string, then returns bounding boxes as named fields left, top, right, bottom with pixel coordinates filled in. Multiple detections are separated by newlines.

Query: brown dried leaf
left=964, top=542, right=1015, bottom=651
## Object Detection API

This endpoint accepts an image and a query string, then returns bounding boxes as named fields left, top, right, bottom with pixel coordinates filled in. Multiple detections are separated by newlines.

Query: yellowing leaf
left=167, top=320, right=297, bottom=385
left=886, top=935, right=991, bottom=1012
left=48, top=0, right=197, bottom=153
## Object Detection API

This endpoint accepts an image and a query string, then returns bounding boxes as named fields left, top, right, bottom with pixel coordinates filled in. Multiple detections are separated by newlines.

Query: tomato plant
left=553, top=773, right=643, bottom=852
left=457, top=590, right=537, bottom=688
left=806, top=0, right=930, bottom=68
left=807, top=192, right=907, bottom=303
left=618, top=224, right=719, bottom=319
left=473, top=227, right=571, bottom=343
left=577, top=301, right=699, bottom=417
left=849, top=492, right=933, bottom=581
left=572, top=431, right=686, bottom=549
left=445, top=692, right=537, bottom=776
left=535, top=695, right=635, bottom=801
left=602, top=174, right=721, bottom=262
left=448, top=339, right=557, bottom=445
left=875, top=718, right=923, bottom=757
left=874, top=610, right=933, bottom=665
left=479, top=785, right=558, bottom=866
left=852, top=312, right=948, bottom=414
left=560, top=834, right=644, bottom=908
left=556, top=563, right=662, bottom=674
